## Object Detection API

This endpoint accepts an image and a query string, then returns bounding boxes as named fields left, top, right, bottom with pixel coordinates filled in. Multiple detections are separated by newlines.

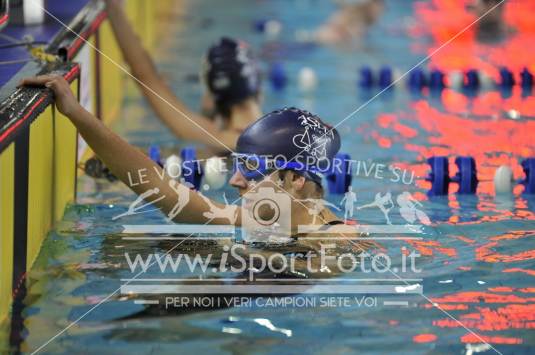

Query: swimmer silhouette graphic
left=111, top=179, right=193, bottom=222
left=166, top=179, right=192, bottom=222
left=357, top=192, right=395, bottom=225
left=340, top=186, right=357, bottom=222
left=299, top=198, right=341, bottom=224
left=112, top=188, right=165, bottom=221
left=397, top=192, right=431, bottom=225
left=356, top=191, right=431, bottom=226
left=199, top=193, right=238, bottom=225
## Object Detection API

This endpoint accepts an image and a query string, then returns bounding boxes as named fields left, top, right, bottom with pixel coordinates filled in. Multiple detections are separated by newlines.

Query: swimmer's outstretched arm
left=19, top=75, right=242, bottom=226
left=104, top=0, right=239, bottom=151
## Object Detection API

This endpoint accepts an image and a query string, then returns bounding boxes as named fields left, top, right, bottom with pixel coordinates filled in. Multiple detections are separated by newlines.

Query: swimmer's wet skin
left=19, top=76, right=371, bottom=246
left=104, top=0, right=262, bottom=153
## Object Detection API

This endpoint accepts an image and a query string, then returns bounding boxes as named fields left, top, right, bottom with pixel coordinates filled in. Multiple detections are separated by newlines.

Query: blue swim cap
left=236, top=107, right=341, bottom=185
left=202, top=37, right=261, bottom=110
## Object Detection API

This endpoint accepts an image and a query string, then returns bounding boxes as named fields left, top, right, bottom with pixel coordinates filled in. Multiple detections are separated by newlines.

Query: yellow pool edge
left=0, top=0, right=178, bottom=342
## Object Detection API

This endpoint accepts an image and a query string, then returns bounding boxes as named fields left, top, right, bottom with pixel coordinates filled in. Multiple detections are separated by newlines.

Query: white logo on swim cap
left=213, top=74, right=230, bottom=89
left=236, top=46, right=249, bottom=64
left=292, top=114, right=334, bottom=159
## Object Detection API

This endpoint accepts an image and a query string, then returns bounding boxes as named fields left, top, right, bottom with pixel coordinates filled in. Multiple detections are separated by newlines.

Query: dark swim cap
left=236, top=107, right=341, bottom=184
left=202, top=37, right=261, bottom=107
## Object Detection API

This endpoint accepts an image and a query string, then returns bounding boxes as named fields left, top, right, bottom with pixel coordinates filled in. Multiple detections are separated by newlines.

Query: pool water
left=5, top=0, right=535, bottom=354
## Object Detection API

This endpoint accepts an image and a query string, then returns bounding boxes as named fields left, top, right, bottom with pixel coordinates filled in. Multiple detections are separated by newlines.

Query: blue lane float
left=499, top=67, right=515, bottom=88
left=427, top=156, right=478, bottom=196
left=520, top=158, right=535, bottom=194
left=452, top=156, right=479, bottom=194
left=148, top=144, right=163, bottom=167
left=269, top=62, right=288, bottom=91
left=359, top=66, right=374, bottom=88
left=429, top=69, right=445, bottom=91
left=181, top=147, right=204, bottom=190
left=464, top=69, right=480, bottom=91
left=426, top=156, right=450, bottom=196
left=408, top=68, right=427, bottom=91
left=521, top=68, right=533, bottom=89
left=326, top=153, right=353, bottom=194
left=253, top=19, right=268, bottom=32
left=378, top=67, right=393, bottom=89
left=358, top=66, right=534, bottom=94
left=428, top=156, right=535, bottom=196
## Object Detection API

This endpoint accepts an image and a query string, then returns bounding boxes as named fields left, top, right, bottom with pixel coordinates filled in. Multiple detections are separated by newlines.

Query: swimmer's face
left=230, top=169, right=306, bottom=198
left=230, top=170, right=283, bottom=216
left=230, top=169, right=307, bottom=220
left=229, top=169, right=249, bottom=192
left=229, top=169, right=286, bottom=197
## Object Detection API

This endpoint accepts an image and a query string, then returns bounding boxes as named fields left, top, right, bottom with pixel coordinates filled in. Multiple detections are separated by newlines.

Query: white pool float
left=298, top=67, right=317, bottom=93
left=204, top=156, right=227, bottom=190
left=447, top=70, right=464, bottom=90
left=493, top=165, right=514, bottom=194
left=165, top=154, right=182, bottom=180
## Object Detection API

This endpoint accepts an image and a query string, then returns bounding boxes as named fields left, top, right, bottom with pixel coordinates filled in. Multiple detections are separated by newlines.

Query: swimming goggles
left=232, top=153, right=323, bottom=184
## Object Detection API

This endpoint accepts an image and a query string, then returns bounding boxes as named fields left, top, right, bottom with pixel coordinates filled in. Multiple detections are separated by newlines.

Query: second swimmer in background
left=467, top=0, right=514, bottom=43
left=105, top=0, right=262, bottom=154
left=315, top=0, right=385, bottom=47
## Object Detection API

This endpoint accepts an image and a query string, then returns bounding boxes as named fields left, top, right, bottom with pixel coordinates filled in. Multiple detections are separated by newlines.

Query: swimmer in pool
left=104, top=0, right=262, bottom=153
left=315, top=0, right=384, bottom=47
left=20, top=75, right=381, bottom=309
left=20, top=75, right=374, bottom=249
left=467, top=0, right=513, bottom=43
